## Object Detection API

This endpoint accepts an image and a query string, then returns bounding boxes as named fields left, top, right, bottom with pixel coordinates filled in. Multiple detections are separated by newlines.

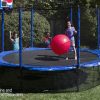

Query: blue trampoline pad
left=0, top=48, right=100, bottom=71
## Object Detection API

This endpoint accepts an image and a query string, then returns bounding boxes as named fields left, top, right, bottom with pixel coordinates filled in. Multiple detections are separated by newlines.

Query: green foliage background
left=0, top=11, right=50, bottom=50
left=0, top=0, right=100, bottom=50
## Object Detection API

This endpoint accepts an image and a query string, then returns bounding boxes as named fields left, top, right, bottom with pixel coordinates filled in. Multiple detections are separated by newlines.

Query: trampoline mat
left=2, top=49, right=99, bottom=67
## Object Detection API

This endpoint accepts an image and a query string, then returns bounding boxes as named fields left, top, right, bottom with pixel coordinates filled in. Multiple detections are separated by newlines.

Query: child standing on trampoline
left=65, top=21, right=77, bottom=60
left=9, top=31, right=19, bottom=50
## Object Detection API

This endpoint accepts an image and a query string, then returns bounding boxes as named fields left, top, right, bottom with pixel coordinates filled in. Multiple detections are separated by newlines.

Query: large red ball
left=50, top=34, right=71, bottom=55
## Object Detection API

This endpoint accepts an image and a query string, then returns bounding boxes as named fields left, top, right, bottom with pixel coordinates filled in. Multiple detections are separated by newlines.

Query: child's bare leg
left=73, top=46, right=77, bottom=60
left=66, top=53, right=69, bottom=60
left=71, top=40, right=77, bottom=60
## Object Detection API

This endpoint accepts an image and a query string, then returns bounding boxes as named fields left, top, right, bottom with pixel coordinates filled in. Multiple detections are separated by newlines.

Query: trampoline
left=0, top=6, right=100, bottom=92
left=0, top=6, right=99, bottom=72
left=0, top=48, right=100, bottom=71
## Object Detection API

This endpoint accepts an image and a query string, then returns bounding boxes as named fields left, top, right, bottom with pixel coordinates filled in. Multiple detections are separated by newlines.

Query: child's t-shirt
left=65, top=27, right=75, bottom=41
left=13, top=38, right=19, bottom=50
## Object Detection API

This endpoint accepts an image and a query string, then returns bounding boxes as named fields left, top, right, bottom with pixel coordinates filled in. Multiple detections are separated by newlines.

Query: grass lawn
left=0, top=85, right=100, bottom=100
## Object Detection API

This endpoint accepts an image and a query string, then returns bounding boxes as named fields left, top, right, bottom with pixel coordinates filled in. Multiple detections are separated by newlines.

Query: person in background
left=9, top=31, right=19, bottom=50
left=43, top=32, right=52, bottom=48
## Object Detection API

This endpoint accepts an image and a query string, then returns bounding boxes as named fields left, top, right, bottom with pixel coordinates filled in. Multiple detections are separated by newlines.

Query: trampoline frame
left=0, top=47, right=100, bottom=71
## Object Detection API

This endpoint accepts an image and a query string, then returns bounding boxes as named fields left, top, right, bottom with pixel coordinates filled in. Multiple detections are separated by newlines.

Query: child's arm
left=48, top=36, right=52, bottom=39
left=9, top=31, right=14, bottom=42
left=9, top=31, right=12, bottom=39
left=19, top=30, right=24, bottom=37
left=70, top=27, right=77, bottom=38
left=73, top=27, right=77, bottom=34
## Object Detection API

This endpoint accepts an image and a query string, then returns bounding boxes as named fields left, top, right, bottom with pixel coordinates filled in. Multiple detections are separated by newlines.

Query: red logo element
left=2, top=0, right=13, bottom=3
left=2, top=0, right=13, bottom=5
